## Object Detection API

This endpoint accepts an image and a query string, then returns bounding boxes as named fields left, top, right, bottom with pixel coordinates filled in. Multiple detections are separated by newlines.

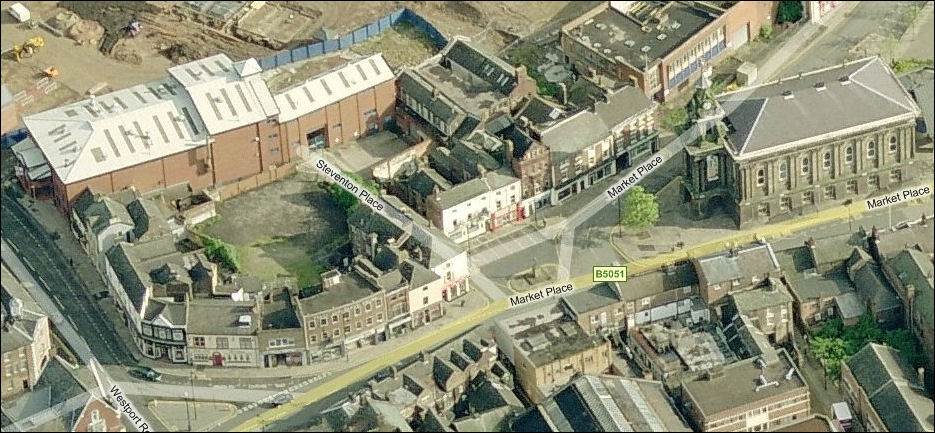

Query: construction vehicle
left=43, top=67, right=59, bottom=78
left=11, top=36, right=44, bottom=62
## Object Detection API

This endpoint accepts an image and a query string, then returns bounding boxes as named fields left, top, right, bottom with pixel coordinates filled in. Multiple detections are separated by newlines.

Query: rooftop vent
left=784, top=368, right=796, bottom=381
left=624, top=39, right=636, bottom=47
left=781, top=90, right=794, bottom=100
left=641, top=25, right=651, bottom=33
left=640, top=45, right=651, bottom=53
left=237, top=314, right=252, bottom=327
left=584, top=18, right=595, bottom=26
left=603, top=48, right=612, bottom=55
left=657, top=33, right=667, bottom=40
left=670, top=20, right=681, bottom=30
left=839, top=75, right=851, bottom=85
left=595, top=23, right=607, bottom=30
left=593, top=42, right=602, bottom=48
left=814, top=82, right=826, bottom=91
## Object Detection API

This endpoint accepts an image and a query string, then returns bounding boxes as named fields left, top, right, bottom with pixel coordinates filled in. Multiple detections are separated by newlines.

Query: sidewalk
left=149, top=289, right=490, bottom=380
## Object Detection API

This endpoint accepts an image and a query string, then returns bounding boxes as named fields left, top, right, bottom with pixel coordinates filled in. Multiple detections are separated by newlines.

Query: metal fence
left=257, top=7, right=447, bottom=71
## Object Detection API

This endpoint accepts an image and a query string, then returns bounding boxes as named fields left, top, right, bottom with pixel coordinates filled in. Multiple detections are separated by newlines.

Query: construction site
left=0, top=1, right=597, bottom=120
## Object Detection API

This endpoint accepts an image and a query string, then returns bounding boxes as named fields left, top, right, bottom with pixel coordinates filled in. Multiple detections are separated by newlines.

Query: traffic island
left=507, top=263, right=561, bottom=293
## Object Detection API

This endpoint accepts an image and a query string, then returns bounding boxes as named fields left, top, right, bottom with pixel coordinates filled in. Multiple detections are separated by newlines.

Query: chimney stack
left=918, top=367, right=925, bottom=386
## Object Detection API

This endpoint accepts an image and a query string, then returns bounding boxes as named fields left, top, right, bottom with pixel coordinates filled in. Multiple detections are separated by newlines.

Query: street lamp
left=190, top=371, right=197, bottom=419
left=183, top=391, right=192, bottom=432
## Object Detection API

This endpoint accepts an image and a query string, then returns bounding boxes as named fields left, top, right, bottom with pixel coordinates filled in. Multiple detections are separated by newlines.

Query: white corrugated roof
left=168, top=54, right=278, bottom=135
left=23, top=77, right=208, bottom=184
left=273, top=54, right=395, bottom=123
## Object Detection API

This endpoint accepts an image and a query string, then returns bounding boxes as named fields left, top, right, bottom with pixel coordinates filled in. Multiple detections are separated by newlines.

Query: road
left=0, top=192, right=136, bottom=366
left=778, top=1, right=928, bottom=77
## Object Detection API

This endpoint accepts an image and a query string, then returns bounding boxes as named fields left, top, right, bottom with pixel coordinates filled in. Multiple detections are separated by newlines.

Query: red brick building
left=22, top=54, right=396, bottom=214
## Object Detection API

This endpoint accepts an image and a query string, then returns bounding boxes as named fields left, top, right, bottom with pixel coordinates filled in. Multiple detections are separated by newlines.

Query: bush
left=324, top=172, right=381, bottom=215
left=809, top=313, right=925, bottom=380
left=777, top=1, right=804, bottom=24
left=759, top=23, right=773, bottom=40
left=202, top=235, right=240, bottom=272
left=891, top=58, right=935, bottom=74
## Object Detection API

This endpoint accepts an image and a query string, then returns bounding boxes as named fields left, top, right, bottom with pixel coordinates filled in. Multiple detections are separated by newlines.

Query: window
left=756, top=168, right=766, bottom=186
left=801, top=156, right=810, bottom=174
left=355, top=306, right=361, bottom=316
left=193, top=336, right=205, bottom=347
left=309, top=320, right=316, bottom=329
left=331, top=314, right=338, bottom=324
left=867, top=142, right=876, bottom=158
left=778, top=161, right=788, bottom=180
left=889, top=136, right=898, bottom=153
left=423, top=296, right=429, bottom=305
left=757, top=203, right=769, bottom=217
left=377, top=313, right=384, bottom=322
left=780, top=196, right=792, bottom=211
left=846, top=179, right=858, bottom=194
left=356, top=321, right=362, bottom=329
left=216, top=337, right=229, bottom=349
left=868, top=175, right=879, bottom=190
left=344, top=325, right=351, bottom=333
left=142, top=325, right=153, bottom=337
left=334, top=329, right=340, bottom=337
left=240, top=338, right=254, bottom=349
left=845, top=146, right=854, bottom=164
left=802, top=191, right=814, bottom=205
left=824, top=185, right=835, bottom=199
left=367, top=317, right=373, bottom=325
left=342, top=311, right=350, bottom=320
left=823, top=152, right=832, bottom=169
left=375, top=299, right=382, bottom=307
left=365, top=302, right=372, bottom=311
left=890, top=169, right=902, bottom=183
left=320, top=318, right=327, bottom=326
left=641, top=297, right=651, bottom=306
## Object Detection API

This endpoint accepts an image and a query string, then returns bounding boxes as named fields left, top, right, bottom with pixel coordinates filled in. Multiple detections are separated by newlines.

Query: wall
left=372, top=137, right=433, bottom=181
left=188, top=334, right=260, bottom=368
left=516, top=339, right=612, bottom=403
left=215, top=162, right=296, bottom=201
left=73, top=398, right=125, bottom=432
left=257, top=8, right=448, bottom=71
left=281, top=80, right=396, bottom=149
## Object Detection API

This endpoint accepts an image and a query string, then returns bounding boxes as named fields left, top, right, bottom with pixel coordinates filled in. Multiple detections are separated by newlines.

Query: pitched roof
left=443, top=39, right=517, bottom=95
left=845, top=343, right=934, bottom=432
left=143, top=298, right=188, bottom=327
left=562, top=282, right=621, bottom=315
left=274, top=54, right=394, bottom=123
left=593, top=86, right=656, bottom=129
left=187, top=299, right=257, bottom=335
left=430, top=170, right=519, bottom=209
left=106, top=236, right=181, bottom=314
left=695, top=243, right=780, bottom=286
left=846, top=250, right=901, bottom=313
left=719, top=57, right=919, bottom=158
left=167, top=54, right=278, bottom=135
left=887, top=248, right=934, bottom=329
left=23, top=77, right=208, bottom=184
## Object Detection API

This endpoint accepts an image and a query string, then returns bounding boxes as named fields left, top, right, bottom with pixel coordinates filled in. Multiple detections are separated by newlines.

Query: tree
left=621, top=186, right=659, bottom=231
left=202, top=236, right=240, bottom=272
left=884, top=329, right=924, bottom=367
left=662, top=106, right=689, bottom=133
left=777, top=1, right=804, bottom=24
left=810, top=336, right=847, bottom=380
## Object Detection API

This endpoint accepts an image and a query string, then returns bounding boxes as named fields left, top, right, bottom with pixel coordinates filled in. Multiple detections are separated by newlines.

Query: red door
left=212, top=353, right=223, bottom=366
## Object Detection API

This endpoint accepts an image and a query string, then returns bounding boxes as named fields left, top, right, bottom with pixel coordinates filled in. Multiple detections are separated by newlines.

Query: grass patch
left=507, top=43, right=560, bottom=98
left=350, top=22, right=438, bottom=68
left=891, top=58, right=934, bottom=74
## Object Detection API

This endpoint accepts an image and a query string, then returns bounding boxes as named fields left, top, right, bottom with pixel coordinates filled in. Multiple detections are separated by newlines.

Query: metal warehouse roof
left=23, top=77, right=209, bottom=184
left=168, top=54, right=279, bottom=135
left=273, top=54, right=395, bottom=124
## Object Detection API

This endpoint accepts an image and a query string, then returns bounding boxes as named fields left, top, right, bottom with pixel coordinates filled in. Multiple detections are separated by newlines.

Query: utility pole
left=184, top=391, right=192, bottom=432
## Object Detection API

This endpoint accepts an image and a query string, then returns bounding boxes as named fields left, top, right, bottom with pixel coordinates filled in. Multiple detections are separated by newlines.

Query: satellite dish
left=702, top=101, right=712, bottom=110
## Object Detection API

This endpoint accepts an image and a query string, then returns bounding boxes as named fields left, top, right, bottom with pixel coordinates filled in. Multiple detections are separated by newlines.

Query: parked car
left=129, top=366, right=162, bottom=382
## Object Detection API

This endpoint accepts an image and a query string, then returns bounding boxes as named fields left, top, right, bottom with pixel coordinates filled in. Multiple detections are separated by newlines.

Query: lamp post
left=189, top=371, right=197, bottom=419
left=184, top=391, right=192, bottom=432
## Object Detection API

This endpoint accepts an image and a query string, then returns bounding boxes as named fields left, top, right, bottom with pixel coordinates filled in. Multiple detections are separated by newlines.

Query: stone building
left=684, top=57, right=922, bottom=227
left=1, top=267, right=52, bottom=400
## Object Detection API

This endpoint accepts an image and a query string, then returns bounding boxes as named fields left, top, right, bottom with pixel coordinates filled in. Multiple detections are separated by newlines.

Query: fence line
left=257, top=8, right=447, bottom=71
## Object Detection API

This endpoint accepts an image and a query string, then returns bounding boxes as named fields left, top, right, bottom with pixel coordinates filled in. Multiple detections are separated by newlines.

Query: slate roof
left=516, top=96, right=567, bottom=127
left=538, top=375, right=690, bottom=432
left=75, top=193, right=134, bottom=236
left=106, top=236, right=179, bottom=314
left=900, top=68, right=934, bottom=141
left=562, top=282, right=621, bottom=316
left=430, top=170, right=519, bottom=209
left=143, top=298, right=188, bottom=327
left=593, top=86, right=655, bottom=129
left=443, top=39, right=517, bottom=95
left=846, top=249, right=901, bottom=314
left=298, top=271, right=381, bottom=315
left=719, top=57, right=919, bottom=158
left=845, top=343, right=934, bottom=432
left=618, top=262, right=698, bottom=301
left=128, top=197, right=173, bottom=241
left=887, top=248, right=934, bottom=329
left=729, top=279, right=793, bottom=313
left=1, top=268, right=45, bottom=354
left=695, top=243, right=780, bottom=286
left=259, top=281, right=301, bottom=330
left=539, top=109, right=610, bottom=160
left=398, top=70, right=463, bottom=127
left=187, top=299, right=257, bottom=335
left=514, top=319, right=605, bottom=367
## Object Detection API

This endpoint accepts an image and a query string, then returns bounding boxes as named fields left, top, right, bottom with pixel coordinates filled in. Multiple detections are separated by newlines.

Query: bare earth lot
left=201, top=173, right=348, bottom=288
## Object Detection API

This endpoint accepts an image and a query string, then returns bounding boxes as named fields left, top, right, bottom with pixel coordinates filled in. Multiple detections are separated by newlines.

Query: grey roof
left=516, top=96, right=567, bottom=127
left=0, top=358, right=87, bottom=428
left=720, top=57, right=919, bottom=156
left=540, top=110, right=610, bottom=160
left=443, top=39, right=517, bottom=95
left=143, top=298, right=188, bottom=326
left=619, top=262, right=698, bottom=301
left=428, top=142, right=501, bottom=185
left=106, top=236, right=179, bottom=313
left=834, top=292, right=867, bottom=320
left=568, top=2, right=718, bottom=73
left=779, top=247, right=856, bottom=300
left=886, top=248, right=934, bottom=329
left=297, top=271, right=380, bottom=315
left=723, top=314, right=775, bottom=362
left=399, top=260, right=441, bottom=289
left=430, top=170, right=519, bottom=209
left=901, top=68, right=934, bottom=140
left=729, top=279, right=793, bottom=313
left=1, top=267, right=45, bottom=354
left=259, top=282, right=301, bottom=330
left=128, top=198, right=173, bottom=240
left=562, top=282, right=621, bottom=315
left=187, top=299, right=257, bottom=335
left=539, top=375, right=690, bottom=432
left=875, top=222, right=935, bottom=257
left=696, top=243, right=780, bottom=286
left=399, top=167, right=453, bottom=202
left=514, top=319, right=606, bottom=367
left=846, top=250, right=901, bottom=314
left=73, top=190, right=134, bottom=236
left=682, top=349, right=807, bottom=418
left=845, top=343, right=934, bottom=432
left=398, top=70, right=463, bottom=126
left=593, top=86, right=655, bottom=128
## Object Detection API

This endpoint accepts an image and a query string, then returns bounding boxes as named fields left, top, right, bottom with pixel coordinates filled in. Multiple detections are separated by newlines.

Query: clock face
left=702, top=101, right=712, bottom=110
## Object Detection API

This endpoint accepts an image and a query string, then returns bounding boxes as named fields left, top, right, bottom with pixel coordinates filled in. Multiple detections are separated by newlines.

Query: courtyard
left=198, top=172, right=350, bottom=288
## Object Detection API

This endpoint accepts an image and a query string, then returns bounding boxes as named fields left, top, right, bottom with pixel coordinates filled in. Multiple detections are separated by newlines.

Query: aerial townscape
left=1, top=1, right=934, bottom=432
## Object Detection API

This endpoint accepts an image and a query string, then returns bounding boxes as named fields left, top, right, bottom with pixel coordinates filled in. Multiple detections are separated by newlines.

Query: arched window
left=845, top=146, right=854, bottom=164
left=778, top=161, right=788, bottom=180
left=867, top=141, right=876, bottom=158
left=889, top=135, right=898, bottom=153
left=823, top=152, right=833, bottom=169
left=801, top=156, right=810, bottom=174
left=756, top=168, right=766, bottom=186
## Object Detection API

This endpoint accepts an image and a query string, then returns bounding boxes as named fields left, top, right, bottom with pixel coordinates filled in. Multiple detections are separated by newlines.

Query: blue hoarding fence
left=257, top=7, right=448, bottom=71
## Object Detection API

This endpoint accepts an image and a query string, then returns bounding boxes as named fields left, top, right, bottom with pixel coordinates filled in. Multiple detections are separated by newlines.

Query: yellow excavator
left=11, top=36, right=45, bottom=62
